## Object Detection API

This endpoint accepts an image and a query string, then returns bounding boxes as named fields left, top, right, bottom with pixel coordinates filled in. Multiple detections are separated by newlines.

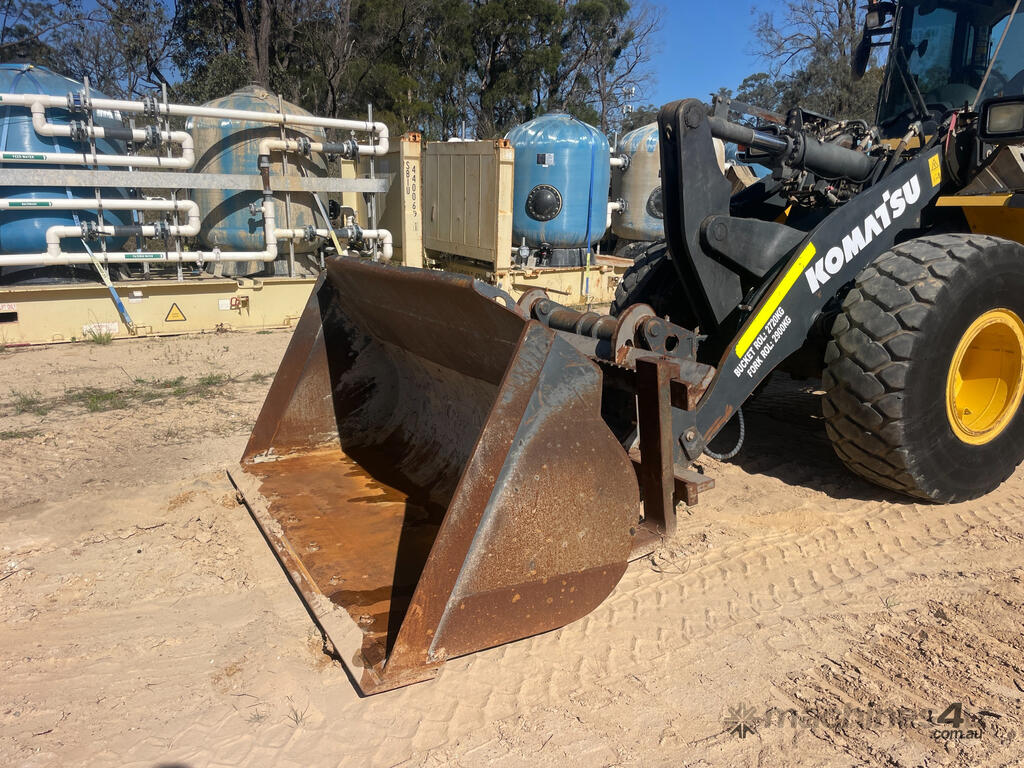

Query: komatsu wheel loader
left=232, top=0, right=1024, bottom=693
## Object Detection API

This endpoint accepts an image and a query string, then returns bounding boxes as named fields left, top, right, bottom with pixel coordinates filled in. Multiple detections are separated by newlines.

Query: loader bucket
left=232, top=257, right=641, bottom=694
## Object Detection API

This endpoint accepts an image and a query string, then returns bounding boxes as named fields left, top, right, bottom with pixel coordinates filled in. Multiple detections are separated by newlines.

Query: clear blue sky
left=646, top=1, right=770, bottom=107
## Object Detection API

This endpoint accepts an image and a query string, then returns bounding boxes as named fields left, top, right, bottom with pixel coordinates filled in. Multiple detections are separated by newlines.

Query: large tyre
left=610, top=242, right=689, bottom=323
left=823, top=234, right=1024, bottom=502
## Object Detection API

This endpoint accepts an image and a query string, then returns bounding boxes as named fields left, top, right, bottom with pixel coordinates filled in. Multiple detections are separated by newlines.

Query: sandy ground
left=1, top=329, right=1023, bottom=767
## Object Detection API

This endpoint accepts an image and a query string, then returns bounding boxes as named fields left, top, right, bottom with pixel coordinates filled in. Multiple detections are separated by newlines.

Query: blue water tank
left=506, top=113, right=610, bottom=249
left=0, top=64, right=133, bottom=268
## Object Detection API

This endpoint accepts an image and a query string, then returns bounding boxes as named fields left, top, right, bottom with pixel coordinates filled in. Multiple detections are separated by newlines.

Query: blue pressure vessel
left=0, top=64, right=133, bottom=281
left=506, top=113, right=610, bottom=249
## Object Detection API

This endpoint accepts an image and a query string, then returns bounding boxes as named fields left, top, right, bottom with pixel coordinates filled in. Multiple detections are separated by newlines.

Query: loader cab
left=870, top=0, right=1024, bottom=137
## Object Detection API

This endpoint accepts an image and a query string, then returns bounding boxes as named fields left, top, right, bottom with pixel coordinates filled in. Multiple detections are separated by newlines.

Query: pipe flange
left=69, top=121, right=88, bottom=142
left=66, top=91, right=89, bottom=113
left=153, top=220, right=170, bottom=238
left=341, top=138, right=359, bottom=162
left=81, top=221, right=99, bottom=240
left=143, top=95, right=160, bottom=118
left=303, top=224, right=317, bottom=242
left=346, top=223, right=364, bottom=248
left=298, top=137, right=312, bottom=157
left=144, top=124, right=162, bottom=148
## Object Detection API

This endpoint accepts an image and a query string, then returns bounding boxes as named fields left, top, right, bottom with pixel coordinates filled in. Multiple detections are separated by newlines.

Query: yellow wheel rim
left=946, top=308, right=1024, bottom=445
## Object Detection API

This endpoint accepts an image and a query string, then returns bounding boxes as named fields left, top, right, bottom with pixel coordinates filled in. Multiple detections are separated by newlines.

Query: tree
left=0, top=0, right=96, bottom=69
left=1, top=0, right=176, bottom=98
left=745, top=0, right=884, bottom=121
left=59, top=0, right=177, bottom=98
left=547, top=0, right=661, bottom=133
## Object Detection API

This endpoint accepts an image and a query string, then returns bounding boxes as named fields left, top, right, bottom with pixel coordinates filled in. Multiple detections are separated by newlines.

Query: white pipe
left=0, top=197, right=199, bottom=216
left=259, top=136, right=384, bottom=160
left=0, top=197, right=200, bottom=256
left=0, top=197, right=277, bottom=266
left=28, top=102, right=194, bottom=169
left=609, top=156, right=627, bottom=168
left=0, top=250, right=276, bottom=266
left=607, top=200, right=624, bottom=229
left=272, top=226, right=392, bottom=259
left=0, top=92, right=389, bottom=156
left=360, top=229, right=393, bottom=260
left=0, top=197, right=394, bottom=266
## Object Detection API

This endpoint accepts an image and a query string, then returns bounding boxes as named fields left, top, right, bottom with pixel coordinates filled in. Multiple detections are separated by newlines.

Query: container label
left=2, top=153, right=45, bottom=161
left=0, top=303, right=16, bottom=311
left=536, top=153, right=555, bottom=167
left=9, top=201, right=52, bottom=208
left=124, top=253, right=164, bottom=260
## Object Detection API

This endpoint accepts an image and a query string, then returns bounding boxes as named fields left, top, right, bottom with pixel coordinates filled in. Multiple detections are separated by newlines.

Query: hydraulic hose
left=704, top=408, right=745, bottom=461
left=708, top=116, right=878, bottom=182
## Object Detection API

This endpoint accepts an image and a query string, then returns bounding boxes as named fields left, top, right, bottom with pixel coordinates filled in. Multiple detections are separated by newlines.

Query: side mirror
left=979, top=96, right=1024, bottom=143
left=853, top=34, right=872, bottom=81
left=853, top=1, right=896, bottom=81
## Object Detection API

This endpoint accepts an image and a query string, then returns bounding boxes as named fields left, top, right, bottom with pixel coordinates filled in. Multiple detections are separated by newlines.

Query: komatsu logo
left=804, top=175, right=921, bottom=292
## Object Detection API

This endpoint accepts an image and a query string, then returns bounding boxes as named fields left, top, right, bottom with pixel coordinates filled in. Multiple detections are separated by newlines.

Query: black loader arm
left=658, top=100, right=808, bottom=339
left=658, top=99, right=742, bottom=331
left=687, top=148, right=947, bottom=460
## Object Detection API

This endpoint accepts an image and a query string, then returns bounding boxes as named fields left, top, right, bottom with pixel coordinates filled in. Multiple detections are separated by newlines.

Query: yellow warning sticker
left=735, top=243, right=817, bottom=358
left=165, top=303, right=187, bottom=322
left=929, top=154, right=942, bottom=187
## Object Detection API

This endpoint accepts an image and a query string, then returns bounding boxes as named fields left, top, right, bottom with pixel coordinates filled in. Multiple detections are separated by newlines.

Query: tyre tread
left=823, top=234, right=1012, bottom=501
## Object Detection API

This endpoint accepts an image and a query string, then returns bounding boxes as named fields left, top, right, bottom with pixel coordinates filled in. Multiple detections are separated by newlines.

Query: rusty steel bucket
left=231, top=257, right=640, bottom=694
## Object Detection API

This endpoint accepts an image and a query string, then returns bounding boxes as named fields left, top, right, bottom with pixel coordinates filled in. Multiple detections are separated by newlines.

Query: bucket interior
left=245, top=448, right=447, bottom=668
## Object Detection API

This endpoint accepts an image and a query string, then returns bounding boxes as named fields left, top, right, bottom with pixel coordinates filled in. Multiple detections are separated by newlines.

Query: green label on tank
left=124, top=253, right=164, bottom=260
left=9, top=201, right=52, bottom=207
left=2, top=153, right=45, bottom=160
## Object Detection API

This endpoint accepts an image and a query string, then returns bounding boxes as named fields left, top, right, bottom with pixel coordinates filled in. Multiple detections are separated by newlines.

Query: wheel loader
left=231, top=0, right=1024, bottom=694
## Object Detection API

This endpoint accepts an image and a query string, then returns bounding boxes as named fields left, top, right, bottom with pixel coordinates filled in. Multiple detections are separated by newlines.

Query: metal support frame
left=636, top=358, right=678, bottom=535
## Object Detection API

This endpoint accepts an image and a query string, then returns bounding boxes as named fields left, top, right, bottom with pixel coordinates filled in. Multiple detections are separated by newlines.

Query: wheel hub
left=946, top=308, right=1024, bottom=445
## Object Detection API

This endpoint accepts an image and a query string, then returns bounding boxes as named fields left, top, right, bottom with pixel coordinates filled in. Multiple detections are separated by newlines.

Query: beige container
left=422, top=139, right=514, bottom=269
